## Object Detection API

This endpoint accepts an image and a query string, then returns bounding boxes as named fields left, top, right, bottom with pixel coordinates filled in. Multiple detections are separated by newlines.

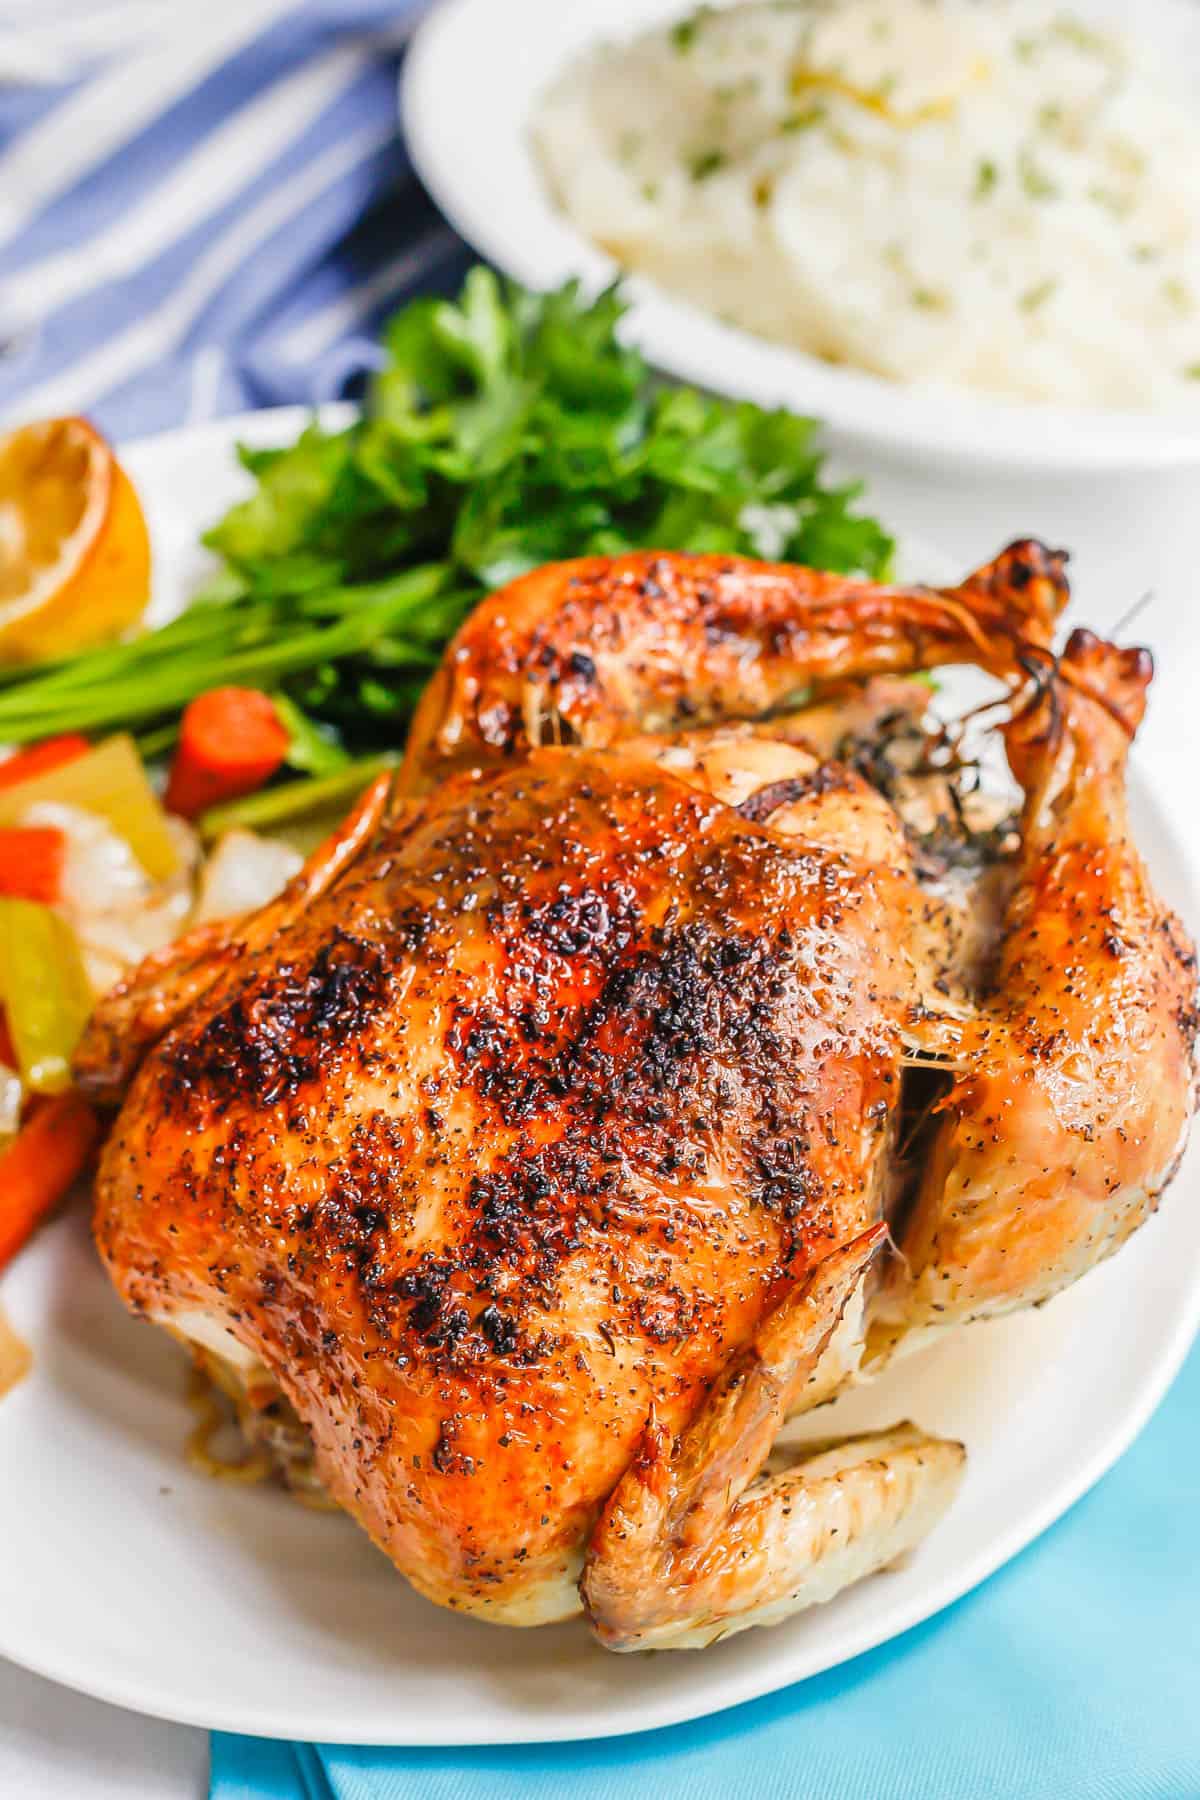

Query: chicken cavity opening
left=160, top=1310, right=331, bottom=1507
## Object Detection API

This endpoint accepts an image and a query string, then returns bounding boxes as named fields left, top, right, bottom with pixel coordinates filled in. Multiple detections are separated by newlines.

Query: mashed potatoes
left=532, top=0, right=1200, bottom=410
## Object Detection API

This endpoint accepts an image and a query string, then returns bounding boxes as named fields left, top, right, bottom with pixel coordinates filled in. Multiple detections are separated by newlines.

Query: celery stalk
left=196, top=754, right=398, bottom=841
left=0, top=900, right=93, bottom=1094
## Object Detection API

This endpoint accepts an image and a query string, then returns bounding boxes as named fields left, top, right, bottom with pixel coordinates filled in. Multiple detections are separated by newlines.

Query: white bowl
left=401, top=0, right=1200, bottom=476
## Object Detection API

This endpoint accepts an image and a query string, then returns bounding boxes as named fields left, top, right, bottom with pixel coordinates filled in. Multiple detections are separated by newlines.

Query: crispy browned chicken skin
left=80, top=544, right=1197, bottom=1650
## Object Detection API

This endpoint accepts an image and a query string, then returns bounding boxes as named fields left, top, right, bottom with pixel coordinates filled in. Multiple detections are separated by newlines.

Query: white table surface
left=0, top=1659, right=208, bottom=1797
left=1, top=450, right=1196, bottom=1799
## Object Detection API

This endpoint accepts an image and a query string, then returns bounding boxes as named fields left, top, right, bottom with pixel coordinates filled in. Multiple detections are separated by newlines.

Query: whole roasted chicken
left=78, top=543, right=1197, bottom=1651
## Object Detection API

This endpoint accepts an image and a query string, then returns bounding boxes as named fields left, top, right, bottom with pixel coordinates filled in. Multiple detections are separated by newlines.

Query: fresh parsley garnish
left=670, top=5, right=713, bottom=52
left=689, top=148, right=729, bottom=180
left=1018, top=146, right=1059, bottom=201
left=973, top=158, right=998, bottom=199
left=781, top=104, right=825, bottom=134
left=1019, top=278, right=1057, bottom=312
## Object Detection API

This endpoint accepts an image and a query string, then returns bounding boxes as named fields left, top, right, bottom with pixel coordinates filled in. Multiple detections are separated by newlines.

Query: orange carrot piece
left=0, top=734, right=90, bottom=790
left=0, top=1092, right=100, bottom=1270
left=165, top=687, right=289, bottom=820
left=0, top=826, right=66, bottom=903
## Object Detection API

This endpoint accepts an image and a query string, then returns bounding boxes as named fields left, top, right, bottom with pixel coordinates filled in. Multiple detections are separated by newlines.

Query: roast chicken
left=77, top=543, right=1197, bottom=1650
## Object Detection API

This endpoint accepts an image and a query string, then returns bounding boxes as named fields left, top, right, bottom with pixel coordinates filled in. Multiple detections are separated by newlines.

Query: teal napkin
left=212, top=1341, right=1199, bottom=1799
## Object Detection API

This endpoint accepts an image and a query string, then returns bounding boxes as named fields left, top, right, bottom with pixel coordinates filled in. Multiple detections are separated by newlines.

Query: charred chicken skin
left=79, top=543, right=1197, bottom=1651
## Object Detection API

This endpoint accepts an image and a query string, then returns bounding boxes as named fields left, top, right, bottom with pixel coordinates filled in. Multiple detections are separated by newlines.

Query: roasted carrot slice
left=165, top=688, right=289, bottom=820
left=0, top=733, right=90, bottom=790
left=0, top=826, right=66, bottom=903
left=0, top=1092, right=99, bottom=1270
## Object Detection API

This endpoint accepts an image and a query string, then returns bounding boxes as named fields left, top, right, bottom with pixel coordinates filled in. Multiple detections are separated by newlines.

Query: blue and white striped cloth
left=0, top=0, right=468, bottom=438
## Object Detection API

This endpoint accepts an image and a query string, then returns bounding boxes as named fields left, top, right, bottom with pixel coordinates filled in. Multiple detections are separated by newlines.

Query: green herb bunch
left=0, top=270, right=892, bottom=776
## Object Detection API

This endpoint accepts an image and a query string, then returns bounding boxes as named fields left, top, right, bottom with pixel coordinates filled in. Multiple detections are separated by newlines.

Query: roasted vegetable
left=0, top=734, right=89, bottom=789
left=0, top=733, right=178, bottom=881
left=0, top=1094, right=99, bottom=1271
left=0, top=899, right=93, bottom=1094
left=0, top=826, right=65, bottom=903
left=166, top=687, right=290, bottom=819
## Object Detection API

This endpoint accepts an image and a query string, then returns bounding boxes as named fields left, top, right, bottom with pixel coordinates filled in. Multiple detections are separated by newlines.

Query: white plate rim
left=400, top=0, right=1200, bottom=477
left=3, top=1209, right=1197, bottom=1746
left=0, top=407, right=1195, bottom=1744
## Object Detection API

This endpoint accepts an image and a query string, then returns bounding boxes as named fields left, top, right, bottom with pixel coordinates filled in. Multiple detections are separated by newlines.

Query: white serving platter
left=0, top=410, right=1195, bottom=1743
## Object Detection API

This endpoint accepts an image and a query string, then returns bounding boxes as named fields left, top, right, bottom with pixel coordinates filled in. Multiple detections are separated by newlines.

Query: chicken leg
left=868, top=629, right=1198, bottom=1362
left=583, top=1228, right=964, bottom=1649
